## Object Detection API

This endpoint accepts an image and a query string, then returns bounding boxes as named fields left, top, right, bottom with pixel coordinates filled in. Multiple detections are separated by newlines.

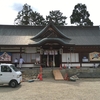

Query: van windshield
left=10, top=65, right=19, bottom=71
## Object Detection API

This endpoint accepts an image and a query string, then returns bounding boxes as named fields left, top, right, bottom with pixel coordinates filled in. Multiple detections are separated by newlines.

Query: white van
left=0, top=63, right=22, bottom=88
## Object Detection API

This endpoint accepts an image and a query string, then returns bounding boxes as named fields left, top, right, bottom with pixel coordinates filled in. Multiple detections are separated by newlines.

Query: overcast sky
left=0, top=0, right=100, bottom=26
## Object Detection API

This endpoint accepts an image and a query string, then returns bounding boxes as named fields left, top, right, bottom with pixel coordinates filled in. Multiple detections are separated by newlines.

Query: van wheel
left=9, top=80, right=18, bottom=88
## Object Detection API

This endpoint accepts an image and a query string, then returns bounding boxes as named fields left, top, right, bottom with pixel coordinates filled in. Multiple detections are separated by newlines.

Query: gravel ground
left=0, top=78, right=100, bottom=100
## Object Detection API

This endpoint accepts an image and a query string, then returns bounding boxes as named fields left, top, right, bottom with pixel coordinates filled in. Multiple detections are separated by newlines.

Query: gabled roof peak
left=32, top=21, right=71, bottom=40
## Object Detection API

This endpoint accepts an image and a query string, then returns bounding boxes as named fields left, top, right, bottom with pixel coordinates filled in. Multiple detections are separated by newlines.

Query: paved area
left=0, top=78, right=100, bottom=100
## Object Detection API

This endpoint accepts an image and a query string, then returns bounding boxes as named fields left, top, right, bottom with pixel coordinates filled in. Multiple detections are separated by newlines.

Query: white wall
left=62, top=53, right=79, bottom=62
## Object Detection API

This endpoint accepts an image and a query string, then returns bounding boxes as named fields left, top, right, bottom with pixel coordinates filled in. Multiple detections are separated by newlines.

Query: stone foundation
left=22, top=67, right=100, bottom=78
left=61, top=68, right=100, bottom=78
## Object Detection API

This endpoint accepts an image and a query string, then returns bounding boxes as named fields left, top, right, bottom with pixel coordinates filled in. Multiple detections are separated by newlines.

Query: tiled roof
left=0, top=24, right=100, bottom=46
left=0, top=25, right=43, bottom=45
left=58, top=26, right=100, bottom=45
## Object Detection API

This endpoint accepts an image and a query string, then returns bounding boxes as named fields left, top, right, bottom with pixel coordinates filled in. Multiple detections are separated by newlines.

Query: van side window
left=1, top=66, right=12, bottom=72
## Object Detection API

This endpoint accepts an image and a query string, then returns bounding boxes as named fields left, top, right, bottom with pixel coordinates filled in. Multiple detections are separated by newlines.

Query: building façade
left=0, top=22, right=100, bottom=68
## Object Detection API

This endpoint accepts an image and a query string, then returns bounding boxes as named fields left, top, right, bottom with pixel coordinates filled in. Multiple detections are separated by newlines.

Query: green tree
left=70, top=3, right=93, bottom=26
left=30, top=11, right=46, bottom=26
left=14, top=3, right=46, bottom=26
left=46, top=10, right=67, bottom=26
left=14, top=3, right=32, bottom=25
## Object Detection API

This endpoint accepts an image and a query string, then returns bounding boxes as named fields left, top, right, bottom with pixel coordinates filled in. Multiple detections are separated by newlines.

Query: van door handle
left=0, top=74, right=2, bottom=76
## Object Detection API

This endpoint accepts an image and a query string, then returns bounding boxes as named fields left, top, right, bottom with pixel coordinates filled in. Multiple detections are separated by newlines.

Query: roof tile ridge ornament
left=48, top=17, right=53, bottom=24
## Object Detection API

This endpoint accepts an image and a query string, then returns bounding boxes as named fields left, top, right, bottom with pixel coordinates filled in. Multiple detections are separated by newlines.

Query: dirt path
left=0, top=78, right=100, bottom=100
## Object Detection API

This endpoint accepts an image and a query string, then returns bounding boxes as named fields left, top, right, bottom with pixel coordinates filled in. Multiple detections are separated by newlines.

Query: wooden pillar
left=20, top=47, right=22, bottom=57
left=79, top=52, right=82, bottom=67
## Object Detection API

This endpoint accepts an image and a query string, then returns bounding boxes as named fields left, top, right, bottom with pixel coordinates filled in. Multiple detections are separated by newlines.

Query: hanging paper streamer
left=47, top=54, right=49, bottom=67
left=53, top=55, right=55, bottom=67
